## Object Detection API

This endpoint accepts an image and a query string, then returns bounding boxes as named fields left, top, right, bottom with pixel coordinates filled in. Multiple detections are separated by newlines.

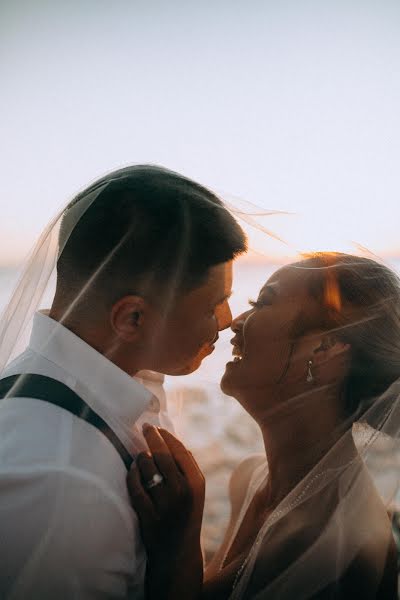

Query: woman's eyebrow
left=260, top=283, right=279, bottom=298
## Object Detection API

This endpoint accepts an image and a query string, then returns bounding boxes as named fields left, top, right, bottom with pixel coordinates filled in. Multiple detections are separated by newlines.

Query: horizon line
left=2, top=251, right=400, bottom=271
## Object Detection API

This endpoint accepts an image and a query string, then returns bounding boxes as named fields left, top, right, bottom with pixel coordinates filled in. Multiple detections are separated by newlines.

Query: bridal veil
left=1, top=165, right=400, bottom=599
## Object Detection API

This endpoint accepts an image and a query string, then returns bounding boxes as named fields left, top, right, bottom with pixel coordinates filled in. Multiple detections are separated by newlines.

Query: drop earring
left=306, top=360, right=314, bottom=383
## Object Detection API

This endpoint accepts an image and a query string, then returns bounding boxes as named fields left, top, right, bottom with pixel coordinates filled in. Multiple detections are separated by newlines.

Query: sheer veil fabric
left=1, top=166, right=400, bottom=599
left=229, top=406, right=400, bottom=599
left=0, top=179, right=110, bottom=374
left=0, top=169, right=285, bottom=375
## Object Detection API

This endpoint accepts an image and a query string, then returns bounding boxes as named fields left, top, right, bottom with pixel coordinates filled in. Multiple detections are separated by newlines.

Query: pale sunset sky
left=1, top=1, right=400, bottom=266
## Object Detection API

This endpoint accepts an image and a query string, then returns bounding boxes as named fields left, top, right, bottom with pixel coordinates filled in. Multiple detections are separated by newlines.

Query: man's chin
left=162, top=344, right=216, bottom=376
left=164, top=356, right=205, bottom=376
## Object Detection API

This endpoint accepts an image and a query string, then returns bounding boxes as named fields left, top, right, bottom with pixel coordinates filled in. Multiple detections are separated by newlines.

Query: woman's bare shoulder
left=204, top=454, right=265, bottom=579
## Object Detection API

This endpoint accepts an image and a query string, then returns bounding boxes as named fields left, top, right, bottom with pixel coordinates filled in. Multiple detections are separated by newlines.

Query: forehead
left=262, top=265, right=310, bottom=300
left=181, top=261, right=233, bottom=307
left=206, top=261, right=233, bottom=294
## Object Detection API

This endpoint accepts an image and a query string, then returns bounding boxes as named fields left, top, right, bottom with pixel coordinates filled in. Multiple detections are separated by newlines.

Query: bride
left=128, top=252, right=400, bottom=599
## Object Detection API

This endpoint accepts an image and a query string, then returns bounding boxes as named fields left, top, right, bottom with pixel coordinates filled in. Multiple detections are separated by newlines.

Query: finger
left=136, top=452, right=163, bottom=489
left=127, top=462, right=158, bottom=524
left=136, top=452, right=171, bottom=510
left=158, top=428, right=204, bottom=484
left=142, top=424, right=181, bottom=486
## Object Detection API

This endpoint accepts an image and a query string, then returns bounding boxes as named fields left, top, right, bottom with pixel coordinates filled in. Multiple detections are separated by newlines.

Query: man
left=0, top=165, right=246, bottom=598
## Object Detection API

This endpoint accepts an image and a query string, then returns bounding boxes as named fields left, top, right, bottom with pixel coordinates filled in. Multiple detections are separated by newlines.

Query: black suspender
left=0, top=374, right=133, bottom=469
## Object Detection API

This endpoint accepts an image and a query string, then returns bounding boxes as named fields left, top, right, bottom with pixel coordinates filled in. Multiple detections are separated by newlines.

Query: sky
left=1, top=0, right=400, bottom=266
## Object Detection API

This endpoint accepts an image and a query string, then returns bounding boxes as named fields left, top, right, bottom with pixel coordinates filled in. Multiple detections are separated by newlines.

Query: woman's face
left=221, top=266, right=320, bottom=407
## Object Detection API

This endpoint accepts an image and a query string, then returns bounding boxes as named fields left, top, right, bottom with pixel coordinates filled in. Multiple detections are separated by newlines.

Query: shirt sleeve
left=0, top=467, right=146, bottom=600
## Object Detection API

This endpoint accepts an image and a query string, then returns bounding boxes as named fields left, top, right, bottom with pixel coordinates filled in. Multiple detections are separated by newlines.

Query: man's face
left=147, top=261, right=233, bottom=375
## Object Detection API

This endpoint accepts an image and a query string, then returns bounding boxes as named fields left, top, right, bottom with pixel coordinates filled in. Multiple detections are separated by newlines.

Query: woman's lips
left=226, top=349, right=243, bottom=368
left=225, top=358, right=242, bottom=370
left=231, top=341, right=243, bottom=357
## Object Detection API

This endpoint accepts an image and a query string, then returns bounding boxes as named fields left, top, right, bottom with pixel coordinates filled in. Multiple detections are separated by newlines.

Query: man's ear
left=110, top=295, right=150, bottom=342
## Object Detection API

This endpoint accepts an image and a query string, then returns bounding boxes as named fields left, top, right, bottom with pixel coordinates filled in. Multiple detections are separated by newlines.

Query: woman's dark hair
left=292, top=253, right=400, bottom=418
left=56, top=165, right=247, bottom=310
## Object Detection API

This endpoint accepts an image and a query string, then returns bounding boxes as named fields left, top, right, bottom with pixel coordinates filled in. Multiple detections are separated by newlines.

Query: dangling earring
left=306, top=360, right=314, bottom=383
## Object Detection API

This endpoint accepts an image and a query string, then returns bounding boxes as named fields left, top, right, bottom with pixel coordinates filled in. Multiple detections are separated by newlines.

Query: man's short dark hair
left=57, top=165, right=247, bottom=309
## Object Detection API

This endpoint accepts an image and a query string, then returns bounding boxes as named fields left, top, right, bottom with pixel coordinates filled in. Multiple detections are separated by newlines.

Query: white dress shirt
left=0, top=311, right=171, bottom=599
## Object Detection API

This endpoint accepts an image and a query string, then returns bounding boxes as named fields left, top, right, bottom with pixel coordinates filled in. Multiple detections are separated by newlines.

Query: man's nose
left=217, top=302, right=232, bottom=331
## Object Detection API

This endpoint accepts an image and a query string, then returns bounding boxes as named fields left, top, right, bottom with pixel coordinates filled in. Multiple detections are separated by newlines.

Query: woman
left=128, top=253, right=400, bottom=599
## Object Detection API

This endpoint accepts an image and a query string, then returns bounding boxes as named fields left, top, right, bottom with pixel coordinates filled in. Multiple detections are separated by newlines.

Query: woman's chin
left=220, top=359, right=241, bottom=395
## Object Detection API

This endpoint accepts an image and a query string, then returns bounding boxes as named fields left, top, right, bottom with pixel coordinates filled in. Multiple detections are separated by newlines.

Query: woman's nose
left=231, top=311, right=248, bottom=333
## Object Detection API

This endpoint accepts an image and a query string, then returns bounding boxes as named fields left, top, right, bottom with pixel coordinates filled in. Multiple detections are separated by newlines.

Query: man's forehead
left=209, top=262, right=233, bottom=300
left=185, top=261, right=233, bottom=303
left=208, top=261, right=233, bottom=285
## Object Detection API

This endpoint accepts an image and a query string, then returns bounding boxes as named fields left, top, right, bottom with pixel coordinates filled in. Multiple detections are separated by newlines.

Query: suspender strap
left=0, top=374, right=133, bottom=470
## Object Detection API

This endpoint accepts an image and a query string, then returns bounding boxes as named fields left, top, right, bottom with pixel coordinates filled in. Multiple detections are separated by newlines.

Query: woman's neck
left=255, top=386, right=353, bottom=507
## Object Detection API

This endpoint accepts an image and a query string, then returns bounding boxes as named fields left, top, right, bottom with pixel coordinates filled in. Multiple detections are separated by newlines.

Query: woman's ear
left=312, top=334, right=351, bottom=366
left=110, top=295, right=149, bottom=342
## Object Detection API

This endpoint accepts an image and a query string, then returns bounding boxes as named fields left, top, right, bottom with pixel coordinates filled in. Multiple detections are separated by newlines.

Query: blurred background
left=1, top=0, right=400, bottom=557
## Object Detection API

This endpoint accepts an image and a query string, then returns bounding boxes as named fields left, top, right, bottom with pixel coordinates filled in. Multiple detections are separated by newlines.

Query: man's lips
left=211, top=332, right=219, bottom=345
left=202, top=333, right=219, bottom=356
left=198, top=343, right=215, bottom=359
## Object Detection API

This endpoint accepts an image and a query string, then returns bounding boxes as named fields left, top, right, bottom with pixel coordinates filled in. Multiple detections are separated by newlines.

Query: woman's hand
left=127, top=425, right=205, bottom=599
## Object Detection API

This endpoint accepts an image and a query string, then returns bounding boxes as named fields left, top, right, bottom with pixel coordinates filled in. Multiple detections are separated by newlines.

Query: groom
left=0, top=165, right=246, bottom=599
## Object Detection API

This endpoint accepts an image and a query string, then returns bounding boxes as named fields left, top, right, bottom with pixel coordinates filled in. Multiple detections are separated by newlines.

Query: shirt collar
left=29, top=311, right=153, bottom=427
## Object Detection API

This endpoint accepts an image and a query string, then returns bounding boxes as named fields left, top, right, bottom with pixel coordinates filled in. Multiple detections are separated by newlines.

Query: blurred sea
left=1, top=258, right=400, bottom=558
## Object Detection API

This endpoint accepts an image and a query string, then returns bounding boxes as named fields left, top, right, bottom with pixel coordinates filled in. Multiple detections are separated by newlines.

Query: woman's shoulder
left=246, top=494, right=397, bottom=599
left=324, top=535, right=398, bottom=600
left=312, top=467, right=398, bottom=598
left=204, top=454, right=266, bottom=580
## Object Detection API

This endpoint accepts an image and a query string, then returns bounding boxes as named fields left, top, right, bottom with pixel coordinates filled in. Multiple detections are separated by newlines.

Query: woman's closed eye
left=248, top=298, right=269, bottom=309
